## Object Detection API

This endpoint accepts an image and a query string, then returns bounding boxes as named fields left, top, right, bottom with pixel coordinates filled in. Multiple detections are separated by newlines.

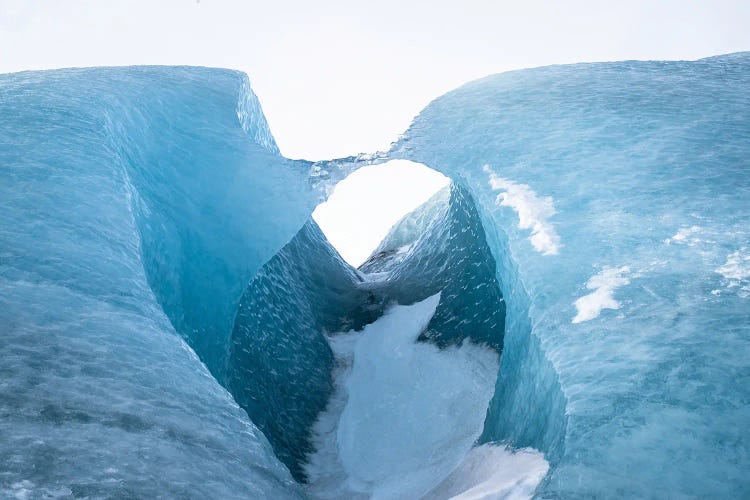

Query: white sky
left=2, top=0, right=749, bottom=161
left=313, top=160, right=449, bottom=266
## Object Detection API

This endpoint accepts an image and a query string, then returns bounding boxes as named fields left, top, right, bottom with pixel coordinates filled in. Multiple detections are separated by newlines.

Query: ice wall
left=387, top=53, right=750, bottom=497
left=0, top=66, right=307, bottom=497
left=362, top=184, right=506, bottom=351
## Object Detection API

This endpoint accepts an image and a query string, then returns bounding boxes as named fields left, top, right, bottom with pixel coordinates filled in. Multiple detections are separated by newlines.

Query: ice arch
left=2, top=53, right=750, bottom=499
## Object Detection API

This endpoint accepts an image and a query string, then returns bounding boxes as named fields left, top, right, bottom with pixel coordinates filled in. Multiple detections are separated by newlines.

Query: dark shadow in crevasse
left=224, top=181, right=507, bottom=481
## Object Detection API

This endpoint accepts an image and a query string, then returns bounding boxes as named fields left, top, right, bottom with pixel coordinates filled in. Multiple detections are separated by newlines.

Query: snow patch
left=484, top=165, right=561, bottom=255
left=573, top=266, right=631, bottom=323
left=8, top=481, right=72, bottom=500
left=306, top=294, right=545, bottom=499
left=716, top=249, right=750, bottom=298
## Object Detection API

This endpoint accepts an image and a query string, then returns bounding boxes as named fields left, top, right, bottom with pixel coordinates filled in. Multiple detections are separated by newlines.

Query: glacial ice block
left=0, top=66, right=309, bottom=498
left=385, top=53, right=750, bottom=498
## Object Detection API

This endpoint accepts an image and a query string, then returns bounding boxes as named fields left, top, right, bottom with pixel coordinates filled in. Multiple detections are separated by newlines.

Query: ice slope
left=359, top=186, right=450, bottom=273
left=384, top=53, right=750, bottom=497
left=0, top=66, right=308, bottom=497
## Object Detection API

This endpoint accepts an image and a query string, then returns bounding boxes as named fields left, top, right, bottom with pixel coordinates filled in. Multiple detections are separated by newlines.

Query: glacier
left=1, top=53, right=749, bottom=499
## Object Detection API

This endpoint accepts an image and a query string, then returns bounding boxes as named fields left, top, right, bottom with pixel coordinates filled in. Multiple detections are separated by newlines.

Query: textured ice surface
left=3, top=53, right=750, bottom=498
left=384, top=53, right=750, bottom=497
left=0, top=66, right=306, bottom=497
left=361, top=184, right=507, bottom=350
left=312, top=159, right=449, bottom=266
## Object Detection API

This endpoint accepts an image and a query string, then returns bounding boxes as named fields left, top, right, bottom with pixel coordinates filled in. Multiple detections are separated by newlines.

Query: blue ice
left=2, top=53, right=750, bottom=498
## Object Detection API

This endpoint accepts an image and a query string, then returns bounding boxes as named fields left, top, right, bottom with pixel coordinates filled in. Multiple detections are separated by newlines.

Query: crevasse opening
left=6, top=56, right=750, bottom=499
left=224, top=158, right=559, bottom=498
left=0, top=66, right=569, bottom=498
left=311, top=159, right=450, bottom=267
left=97, top=68, right=567, bottom=495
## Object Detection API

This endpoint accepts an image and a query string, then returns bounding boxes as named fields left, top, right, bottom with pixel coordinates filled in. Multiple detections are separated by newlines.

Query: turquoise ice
left=1, top=54, right=749, bottom=498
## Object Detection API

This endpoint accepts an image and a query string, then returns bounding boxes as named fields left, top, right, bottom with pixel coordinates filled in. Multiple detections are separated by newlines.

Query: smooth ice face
left=226, top=220, right=383, bottom=479
left=306, top=295, right=519, bottom=499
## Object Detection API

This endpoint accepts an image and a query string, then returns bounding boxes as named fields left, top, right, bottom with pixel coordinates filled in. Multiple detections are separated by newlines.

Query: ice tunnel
left=2, top=54, right=750, bottom=499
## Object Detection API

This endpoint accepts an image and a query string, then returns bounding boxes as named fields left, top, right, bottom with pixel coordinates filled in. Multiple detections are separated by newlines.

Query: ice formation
left=2, top=53, right=750, bottom=498
left=312, top=159, right=449, bottom=266
left=305, top=294, right=504, bottom=499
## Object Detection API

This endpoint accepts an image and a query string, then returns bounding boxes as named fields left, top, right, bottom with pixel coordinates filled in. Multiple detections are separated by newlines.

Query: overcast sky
left=2, top=0, right=749, bottom=160
left=313, top=160, right=449, bottom=266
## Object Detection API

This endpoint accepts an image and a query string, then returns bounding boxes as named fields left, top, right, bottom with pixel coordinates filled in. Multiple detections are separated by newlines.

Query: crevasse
left=1, top=54, right=750, bottom=499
